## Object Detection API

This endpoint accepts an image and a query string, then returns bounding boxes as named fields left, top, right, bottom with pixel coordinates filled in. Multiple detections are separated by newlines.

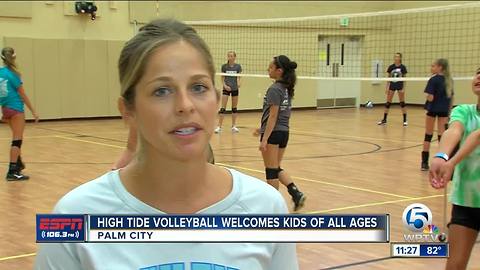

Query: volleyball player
left=35, top=19, right=298, bottom=269
left=378, top=53, right=408, bottom=126
left=0, top=47, right=39, bottom=181
left=421, top=59, right=454, bottom=171
left=428, top=68, right=480, bottom=270
left=214, top=51, right=242, bottom=133
left=256, top=55, right=306, bottom=211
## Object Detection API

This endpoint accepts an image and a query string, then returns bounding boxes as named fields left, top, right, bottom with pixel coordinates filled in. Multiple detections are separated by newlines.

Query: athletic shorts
left=222, top=90, right=239, bottom=97
left=448, top=204, right=480, bottom=231
left=260, top=131, right=289, bottom=148
left=2, top=107, right=23, bottom=121
left=426, top=111, right=449, bottom=118
left=388, top=87, right=403, bottom=91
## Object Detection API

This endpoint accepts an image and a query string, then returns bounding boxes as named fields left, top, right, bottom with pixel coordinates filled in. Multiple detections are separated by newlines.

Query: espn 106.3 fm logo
left=402, top=203, right=446, bottom=242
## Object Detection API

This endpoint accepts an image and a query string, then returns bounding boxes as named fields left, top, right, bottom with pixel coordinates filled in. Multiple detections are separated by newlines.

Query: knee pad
left=266, top=167, right=280, bottom=180
left=218, top=108, right=226, bottom=114
left=424, top=134, right=433, bottom=142
left=400, top=101, right=406, bottom=108
left=11, top=139, right=22, bottom=148
left=232, top=107, right=238, bottom=113
left=385, top=102, right=391, bottom=109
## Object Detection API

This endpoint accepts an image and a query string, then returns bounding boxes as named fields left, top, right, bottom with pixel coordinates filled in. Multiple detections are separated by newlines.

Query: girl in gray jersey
left=215, top=51, right=242, bottom=133
left=255, top=55, right=306, bottom=211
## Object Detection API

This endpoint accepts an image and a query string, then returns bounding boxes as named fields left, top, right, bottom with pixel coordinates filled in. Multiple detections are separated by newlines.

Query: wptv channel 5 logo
left=402, top=203, right=446, bottom=242
left=36, top=214, right=85, bottom=242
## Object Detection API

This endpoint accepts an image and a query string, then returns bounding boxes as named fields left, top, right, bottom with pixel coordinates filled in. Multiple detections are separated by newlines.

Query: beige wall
left=0, top=2, right=32, bottom=18
left=1, top=1, right=477, bottom=119
left=1, top=1, right=130, bottom=119
left=0, top=1, right=133, bottom=40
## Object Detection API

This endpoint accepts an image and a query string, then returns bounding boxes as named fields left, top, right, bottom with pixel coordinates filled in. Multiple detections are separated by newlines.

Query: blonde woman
left=421, top=59, right=454, bottom=171
left=0, top=47, right=38, bottom=181
left=35, top=19, right=298, bottom=270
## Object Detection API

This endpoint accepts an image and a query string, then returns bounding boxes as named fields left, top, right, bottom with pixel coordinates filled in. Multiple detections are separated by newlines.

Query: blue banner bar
left=88, top=215, right=388, bottom=230
left=419, top=243, right=448, bottom=257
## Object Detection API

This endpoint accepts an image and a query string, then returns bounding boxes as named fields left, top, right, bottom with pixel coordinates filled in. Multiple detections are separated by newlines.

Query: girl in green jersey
left=429, top=68, right=480, bottom=270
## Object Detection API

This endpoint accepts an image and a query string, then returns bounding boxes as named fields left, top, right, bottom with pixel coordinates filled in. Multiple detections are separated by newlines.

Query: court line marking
left=217, top=163, right=412, bottom=199
left=290, top=128, right=421, bottom=144
left=237, top=124, right=422, bottom=144
left=0, top=252, right=36, bottom=261
left=319, top=256, right=393, bottom=270
left=303, top=194, right=443, bottom=214
left=53, top=135, right=413, bottom=199
left=0, top=135, right=61, bottom=140
left=55, top=136, right=124, bottom=149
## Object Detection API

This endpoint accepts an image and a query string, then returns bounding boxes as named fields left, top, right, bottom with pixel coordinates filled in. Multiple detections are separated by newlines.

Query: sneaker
left=403, top=121, right=408, bottom=127
left=214, top=127, right=221, bottom=133
left=292, top=192, right=306, bottom=211
left=231, top=126, right=240, bottom=133
left=421, top=162, right=429, bottom=171
left=6, top=172, right=30, bottom=181
left=377, top=119, right=387, bottom=125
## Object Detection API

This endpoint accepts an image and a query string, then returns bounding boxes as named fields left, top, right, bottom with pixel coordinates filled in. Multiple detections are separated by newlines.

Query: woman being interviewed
left=35, top=19, right=298, bottom=270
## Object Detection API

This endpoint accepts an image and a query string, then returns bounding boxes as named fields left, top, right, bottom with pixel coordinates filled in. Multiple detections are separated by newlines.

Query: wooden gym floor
left=0, top=107, right=479, bottom=269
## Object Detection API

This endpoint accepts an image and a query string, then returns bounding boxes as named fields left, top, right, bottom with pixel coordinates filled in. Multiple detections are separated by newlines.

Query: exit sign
left=340, top=17, right=349, bottom=27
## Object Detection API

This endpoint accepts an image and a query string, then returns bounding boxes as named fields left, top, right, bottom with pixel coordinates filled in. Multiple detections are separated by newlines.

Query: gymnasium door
left=317, top=35, right=362, bottom=108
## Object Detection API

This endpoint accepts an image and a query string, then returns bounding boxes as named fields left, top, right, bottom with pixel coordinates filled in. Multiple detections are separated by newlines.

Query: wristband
left=434, top=152, right=449, bottom=161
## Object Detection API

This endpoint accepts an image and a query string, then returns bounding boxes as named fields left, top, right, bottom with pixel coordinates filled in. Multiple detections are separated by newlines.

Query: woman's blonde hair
left=118, top=19, right=216, bottom=108
left=435, top=58, right=453, bottom=97
left=1, top=47, right=20, bottom=76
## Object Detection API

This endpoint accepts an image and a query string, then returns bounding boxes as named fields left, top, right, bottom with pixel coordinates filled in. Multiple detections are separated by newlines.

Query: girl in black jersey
left=378, top=53, right=408, bottom=126
left=421, top=58, right=454, bottom=171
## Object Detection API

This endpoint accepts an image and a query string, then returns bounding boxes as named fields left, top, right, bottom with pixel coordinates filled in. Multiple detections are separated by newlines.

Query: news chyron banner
left=37, top=214, right=389, bottom=243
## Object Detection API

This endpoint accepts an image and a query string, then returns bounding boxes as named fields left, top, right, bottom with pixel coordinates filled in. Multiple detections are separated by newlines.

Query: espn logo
left=39, top=218, right=83, bottom=230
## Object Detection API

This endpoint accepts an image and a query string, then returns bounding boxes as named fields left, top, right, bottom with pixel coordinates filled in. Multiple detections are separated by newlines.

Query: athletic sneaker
left=403, top=121, right=408, bottom=127
left=231, top=126, right=240, bottom=133
left=6, top=172, right=30, bottom=181
left=214, top=126, right=221, bottom=133
left=421, top=162, right=429, bottom=171
left=292, top=192, right=306, bottom=211
left=377, top=119, right=387, bottom=125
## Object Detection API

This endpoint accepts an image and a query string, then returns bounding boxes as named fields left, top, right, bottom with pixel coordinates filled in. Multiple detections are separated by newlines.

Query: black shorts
left=260, top=131, right=289, bottom=148
left=388, top=87, right=403, bottom=91
left=222, top=90, right=239, bottom=97
left=426, top=111, right=449, bottom=118
left=449, top=204, right=480, bottom=231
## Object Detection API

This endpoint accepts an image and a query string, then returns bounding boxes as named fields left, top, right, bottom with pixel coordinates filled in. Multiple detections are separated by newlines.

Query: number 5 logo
left=402, top=203, right=432, bottom=232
